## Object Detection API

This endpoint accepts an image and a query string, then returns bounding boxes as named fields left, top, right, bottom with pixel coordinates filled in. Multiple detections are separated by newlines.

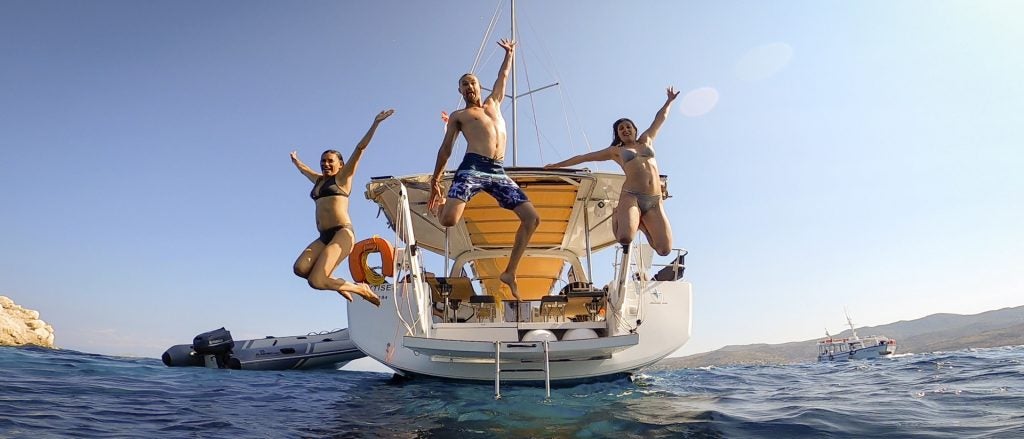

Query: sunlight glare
left=680, top=87, right=719, bottom=117
left=735, top=42, right=794, bottom=81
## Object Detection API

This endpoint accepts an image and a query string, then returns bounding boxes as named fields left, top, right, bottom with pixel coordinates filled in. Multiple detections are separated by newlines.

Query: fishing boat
left=162, top=327, right=365, bottom=371
left=816, top=312, right=896, bottom=362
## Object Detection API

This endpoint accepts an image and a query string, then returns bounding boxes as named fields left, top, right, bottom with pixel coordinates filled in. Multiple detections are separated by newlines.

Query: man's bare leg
left=498, top=272, right=520, bottom=301
left=501, top=202, right=540, bottom=300
left=437, top=197, right=468, bottom=228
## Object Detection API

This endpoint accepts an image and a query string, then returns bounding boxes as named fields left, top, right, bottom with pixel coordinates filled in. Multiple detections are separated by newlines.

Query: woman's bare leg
left=614, top=195, right=641, bottom=247
left=293, top=239, right=324, bottom=279
left=307, top=228, right=381, bottom=306
left=640, top=203, right=673, bottom=256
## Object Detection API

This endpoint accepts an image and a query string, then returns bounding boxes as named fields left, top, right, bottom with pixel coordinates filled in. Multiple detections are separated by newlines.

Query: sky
left=2, top=1, right=1022, bottom=369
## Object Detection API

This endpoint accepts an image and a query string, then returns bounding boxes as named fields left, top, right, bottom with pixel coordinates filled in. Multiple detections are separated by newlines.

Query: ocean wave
left=1, top=345, right=1023, bottom=438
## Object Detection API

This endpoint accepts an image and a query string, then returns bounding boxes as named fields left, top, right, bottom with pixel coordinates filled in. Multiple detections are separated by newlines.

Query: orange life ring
left=349, top=235, right=395, bottom=284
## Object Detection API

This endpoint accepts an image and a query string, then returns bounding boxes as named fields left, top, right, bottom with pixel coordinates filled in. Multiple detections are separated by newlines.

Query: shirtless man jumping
left=427, top=38, right=540, bottom=300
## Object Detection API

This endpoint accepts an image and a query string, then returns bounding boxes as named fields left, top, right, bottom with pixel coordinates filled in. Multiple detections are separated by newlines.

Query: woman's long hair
left=610, top=118, right=636, bottom=147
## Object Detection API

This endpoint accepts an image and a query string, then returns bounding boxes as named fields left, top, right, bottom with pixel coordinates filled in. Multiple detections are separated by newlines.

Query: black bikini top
left=620, top=145, right=655, bottom=163
left=310, top=176, right=350, bottom=200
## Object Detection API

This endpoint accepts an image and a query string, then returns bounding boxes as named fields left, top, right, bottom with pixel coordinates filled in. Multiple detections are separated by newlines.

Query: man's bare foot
left=499, top=272, right=520, bottom=301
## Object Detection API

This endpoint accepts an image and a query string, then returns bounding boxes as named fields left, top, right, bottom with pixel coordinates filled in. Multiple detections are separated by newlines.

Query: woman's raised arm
left=342, top=109, right=394, bottom=178
left=638, top=87, right=680, bottom=144
left=290, top=150, right=320, bottom=183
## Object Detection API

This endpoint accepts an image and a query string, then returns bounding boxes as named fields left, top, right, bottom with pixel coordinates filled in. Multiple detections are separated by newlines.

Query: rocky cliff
left=0, top=295, right=56, bottom=348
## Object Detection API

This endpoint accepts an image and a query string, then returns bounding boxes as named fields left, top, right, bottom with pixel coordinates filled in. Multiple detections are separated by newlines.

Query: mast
left=845, top=308, right=859, bottom=340
left=510, top=0, right=518, bottom=166
left=506, top=0, right=557, bottom=166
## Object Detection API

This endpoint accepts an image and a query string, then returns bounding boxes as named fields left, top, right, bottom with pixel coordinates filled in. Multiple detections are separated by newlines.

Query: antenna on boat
left=844, top=307, right=859, bottom=340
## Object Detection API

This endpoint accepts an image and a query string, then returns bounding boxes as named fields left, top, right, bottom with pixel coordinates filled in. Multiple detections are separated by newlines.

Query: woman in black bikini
left=290, top=109, right=393, bottom=305
left=544, top=87, right=679, bottom=256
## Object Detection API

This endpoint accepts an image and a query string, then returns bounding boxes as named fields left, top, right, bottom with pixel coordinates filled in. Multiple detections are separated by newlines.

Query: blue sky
left=2, top=1, right=1022, bottom=365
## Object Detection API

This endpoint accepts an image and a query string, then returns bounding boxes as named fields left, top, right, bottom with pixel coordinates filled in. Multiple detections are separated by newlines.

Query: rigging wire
left=519, top=9, right=596, bottom=167
left=513, top=24, right=546, bottom=164
left=470, top=0, right=504, bottom=74
left=520, top=16, right=554, bottom=164
left=390, top=192, right=414, bottom=335
left=557, top=86, right=597, bottom=165
left=557, top=84, right=576, bottom=159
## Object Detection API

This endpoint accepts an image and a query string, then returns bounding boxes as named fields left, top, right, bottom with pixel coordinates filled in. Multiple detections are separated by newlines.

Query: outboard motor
left=191, top=327, right=235, bottom=368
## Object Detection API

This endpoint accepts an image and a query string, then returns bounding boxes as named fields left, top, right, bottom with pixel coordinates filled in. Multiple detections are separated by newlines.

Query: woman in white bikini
left=290, top=109, right=393, bottom=305
left=544, top=87, right=678, bottom=256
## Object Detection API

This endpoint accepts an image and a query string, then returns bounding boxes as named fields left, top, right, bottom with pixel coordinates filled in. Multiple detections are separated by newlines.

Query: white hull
left=351, top=173, right=692, bottom=384
left=349, top=280, right=691, bottom=382
left=817, top=344, right=895, bottom=361
left=817, top=337, right=896, bottom=362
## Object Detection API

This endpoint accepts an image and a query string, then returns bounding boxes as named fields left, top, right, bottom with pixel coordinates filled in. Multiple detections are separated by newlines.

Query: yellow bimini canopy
left=460, top=175, right=576, bottom=300
left=364, top=168, right=648, bottom=302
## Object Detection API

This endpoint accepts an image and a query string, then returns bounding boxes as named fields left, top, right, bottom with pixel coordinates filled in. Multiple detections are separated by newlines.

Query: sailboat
left=346, top=1, right=692, bottom=393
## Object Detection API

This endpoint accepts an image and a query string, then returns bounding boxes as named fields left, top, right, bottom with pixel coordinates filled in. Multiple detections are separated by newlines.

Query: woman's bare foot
left=499, top=272, right=520, bottom=301
left=336, top=290, right=354, bottom=302
left=352, top=282, right=382, bottom=307
left=338, top=281, right=381, bottom=307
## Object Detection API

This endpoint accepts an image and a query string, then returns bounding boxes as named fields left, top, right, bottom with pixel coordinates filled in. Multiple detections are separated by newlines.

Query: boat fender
left=522, top=329, right=558, bottom=342
left=562, top=328, right=598, bottom=341
left=162, top=344, right=203, bottom=367
left=349, top=235, right=395, bottom=285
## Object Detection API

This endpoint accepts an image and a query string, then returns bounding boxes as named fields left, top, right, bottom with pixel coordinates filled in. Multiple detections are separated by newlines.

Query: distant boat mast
left=845, top=307, right=860, bottom=340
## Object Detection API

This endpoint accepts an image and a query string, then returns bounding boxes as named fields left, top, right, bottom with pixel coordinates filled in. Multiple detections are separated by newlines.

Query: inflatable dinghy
left=162, top=327, right=365, bottom=371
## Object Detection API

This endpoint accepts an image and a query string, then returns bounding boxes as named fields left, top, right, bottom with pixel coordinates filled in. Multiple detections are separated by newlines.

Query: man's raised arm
left=488, top=38, right=516, bottom=104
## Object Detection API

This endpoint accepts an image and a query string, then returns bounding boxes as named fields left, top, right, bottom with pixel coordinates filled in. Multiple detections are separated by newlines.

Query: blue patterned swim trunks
left=447, top=153, right=529, bottom=210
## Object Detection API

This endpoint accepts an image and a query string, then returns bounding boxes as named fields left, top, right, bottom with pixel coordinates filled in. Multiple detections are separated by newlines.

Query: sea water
left=1, top=345, right=1022, bottom=438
